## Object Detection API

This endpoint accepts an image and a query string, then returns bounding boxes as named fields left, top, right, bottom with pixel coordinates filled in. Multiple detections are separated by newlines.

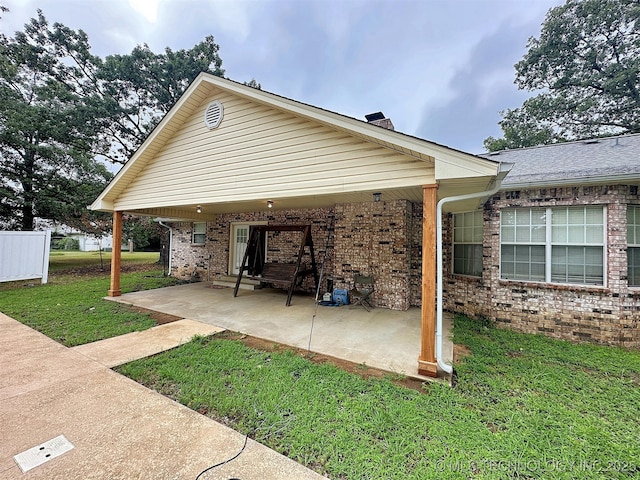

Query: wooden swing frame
left=233, top=225, right=319, bottom=306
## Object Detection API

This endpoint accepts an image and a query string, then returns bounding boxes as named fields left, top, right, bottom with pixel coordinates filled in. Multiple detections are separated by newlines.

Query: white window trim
left=499, top=206, right=608, bottom=287
left=192, top=222, right=206, bottom=246
left=452, top=211, right=483, bottom=278
left=628, top=205, right=640, bottom=288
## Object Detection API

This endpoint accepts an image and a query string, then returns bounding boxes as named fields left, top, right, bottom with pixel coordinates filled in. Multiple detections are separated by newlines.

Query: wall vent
left=204, top=100, right=224, bottom=129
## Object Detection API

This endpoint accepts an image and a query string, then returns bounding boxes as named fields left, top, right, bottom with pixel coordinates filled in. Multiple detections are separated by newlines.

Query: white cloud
left=201, top=0, right=252, bottom=40
left=128, top=0, right=160, bottom=23
left=1, top=0, right=566, bottom=154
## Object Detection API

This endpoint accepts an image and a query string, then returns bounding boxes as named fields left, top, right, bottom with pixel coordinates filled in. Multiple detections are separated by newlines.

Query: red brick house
left=91, top=74, right=640, bottom=383
left=444, top=135, right=640, bottom=348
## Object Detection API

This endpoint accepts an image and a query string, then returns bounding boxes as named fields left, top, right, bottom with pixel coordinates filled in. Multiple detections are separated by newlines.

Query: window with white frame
left=500, top=206, right=605, bottom=285
left=453, top=211, right=483, bottom=277
left=628, top=205, right=640, bottom=287
left=192, top=222, right=206, bottom=245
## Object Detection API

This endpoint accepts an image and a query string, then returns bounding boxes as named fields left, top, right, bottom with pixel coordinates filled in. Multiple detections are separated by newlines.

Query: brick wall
left=410, top=202, right=424, bottom=307
left=172, top=207, right=333, bottom=291
left=172, top=224, right=211, bottom=281
left=170, top=200, right=422, bottom=311
left=444, top=184, right=640, bottom=348
left=332, top=200, right=414, bottom=310
left=165, top=183, right=640, bottom=346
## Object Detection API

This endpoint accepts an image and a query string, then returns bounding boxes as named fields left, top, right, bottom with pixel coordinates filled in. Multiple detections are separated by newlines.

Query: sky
left=2, top=0, right=564, bottom=154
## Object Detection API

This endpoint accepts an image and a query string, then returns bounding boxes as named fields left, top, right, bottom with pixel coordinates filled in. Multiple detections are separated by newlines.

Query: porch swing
left=233, top=225, right=319, bottom=306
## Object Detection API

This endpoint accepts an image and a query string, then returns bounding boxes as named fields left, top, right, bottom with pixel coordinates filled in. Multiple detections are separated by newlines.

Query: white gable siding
left=113, top=89, right=435, bottom=211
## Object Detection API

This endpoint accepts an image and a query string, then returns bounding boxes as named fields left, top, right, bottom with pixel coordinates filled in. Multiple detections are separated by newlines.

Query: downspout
left=157, top=220, right=173, bottom=275
left=436, top=163, right=511, bottom=374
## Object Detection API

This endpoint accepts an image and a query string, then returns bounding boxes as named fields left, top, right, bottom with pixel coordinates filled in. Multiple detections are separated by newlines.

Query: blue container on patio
left=332, top=289, right=349, bottom=305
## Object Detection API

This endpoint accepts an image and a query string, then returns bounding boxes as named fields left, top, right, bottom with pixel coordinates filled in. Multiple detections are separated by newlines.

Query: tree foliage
left=122, top=216, right=164, bottom=251
left=485, top=0, right=640, bottom=151
left=96, top=37, right=224, bottom=164
left=0, top=12, right=112, bottom=231
left=1, top=10, right=226, bottom=231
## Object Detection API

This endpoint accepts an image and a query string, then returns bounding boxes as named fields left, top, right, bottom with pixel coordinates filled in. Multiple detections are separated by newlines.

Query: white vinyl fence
left=0, top=231, right=51, bottom=284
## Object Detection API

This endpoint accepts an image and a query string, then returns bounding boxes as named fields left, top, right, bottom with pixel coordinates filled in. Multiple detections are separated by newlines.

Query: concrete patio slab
left=72, top=319, right=224, bottom=367
left=108, top=282, right=454, bottom=380
left=0, top=313, right=327, bottom=480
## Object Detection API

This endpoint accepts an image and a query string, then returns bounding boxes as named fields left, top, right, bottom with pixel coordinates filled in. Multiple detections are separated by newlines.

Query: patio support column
left=418, top=184, right=438, bottom=377
left=108, top=211, right=123, bottom=297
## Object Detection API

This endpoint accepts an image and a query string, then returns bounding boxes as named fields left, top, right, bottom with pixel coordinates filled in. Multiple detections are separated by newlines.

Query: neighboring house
left=90, top=73, right=505, bottom=377
left=444, top=135, right=640, bottom=348
left=62, top=231, right=113, bottom=251
left=35, top=219, right=113, bottom=252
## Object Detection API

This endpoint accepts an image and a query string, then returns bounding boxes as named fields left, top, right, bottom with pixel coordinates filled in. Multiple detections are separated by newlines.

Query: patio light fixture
left=196, top=205, right=202, bottom=214
left=267, top=200, right=274, bottom=209
left=373, top=192, right=382, bottom=202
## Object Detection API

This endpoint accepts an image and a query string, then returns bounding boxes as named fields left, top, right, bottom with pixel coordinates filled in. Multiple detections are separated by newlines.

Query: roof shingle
left=479, top=134, right=640, bottom=187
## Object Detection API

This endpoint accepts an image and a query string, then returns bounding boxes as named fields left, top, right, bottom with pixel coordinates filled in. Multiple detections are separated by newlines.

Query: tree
left=122, top=216, right=163, bottom=251
left=485, top=0, right=640, bottom=151
left=96, top=37, right=224, bottom=164
left=0, top=12, right=112, bottom=230
left=244, top=78, right=262, bottom=89
left=483, top=100, right=565, bottom=151
left=1, top=10, right=226, bottom=230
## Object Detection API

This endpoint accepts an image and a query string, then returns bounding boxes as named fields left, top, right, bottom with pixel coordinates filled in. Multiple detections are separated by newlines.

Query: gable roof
left=481, top=134, right=640, bottom=188
left=91, top=73, right=502, bottom=218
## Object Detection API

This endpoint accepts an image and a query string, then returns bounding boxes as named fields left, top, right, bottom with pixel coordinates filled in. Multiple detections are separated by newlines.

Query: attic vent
left=583, top=139, right=599, bottom=144
left=204, top=100, right=224, bottom=129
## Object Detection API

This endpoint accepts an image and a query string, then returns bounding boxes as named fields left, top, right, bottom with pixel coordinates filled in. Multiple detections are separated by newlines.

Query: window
left=500, top=206, right=605, bottom=285
left=500, top=208, right=546, bottom=281
left=628, top=205, right=640, bottom=287
left=453, top=211, right=483, bottom=277
left=192, top=222, right=206, bottom=245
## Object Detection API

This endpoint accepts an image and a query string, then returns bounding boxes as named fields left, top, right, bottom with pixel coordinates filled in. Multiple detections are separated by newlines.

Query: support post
left=108, top=211, right=123, bottom=297
left=418, top=184, right=438, bottom=377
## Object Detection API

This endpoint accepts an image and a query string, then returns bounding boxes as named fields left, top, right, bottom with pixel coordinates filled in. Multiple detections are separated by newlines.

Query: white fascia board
left=500, top=173, right=640, bottom=190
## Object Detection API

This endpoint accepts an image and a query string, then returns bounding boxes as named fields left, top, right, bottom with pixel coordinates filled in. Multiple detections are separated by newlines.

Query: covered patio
left=107, top=283, right=454, bottom=381
left=91, top=74, right=503, bottom=379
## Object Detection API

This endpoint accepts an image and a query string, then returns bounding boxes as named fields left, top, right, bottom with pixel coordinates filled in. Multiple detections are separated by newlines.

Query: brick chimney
left=365, top=112, right=394, bottom=131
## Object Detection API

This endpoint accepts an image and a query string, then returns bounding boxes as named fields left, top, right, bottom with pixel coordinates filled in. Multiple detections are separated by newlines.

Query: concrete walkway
left=71, top=319, right=224, bottom=368
left=0, top=312, right=326, bottom=480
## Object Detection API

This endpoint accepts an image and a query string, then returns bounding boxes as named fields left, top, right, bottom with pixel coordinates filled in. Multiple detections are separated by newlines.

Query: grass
left=117, top=317, right=640, bottom=479
left=48, top=250, right=161, bottom=271
left=0, top=251, right=183, bottom=346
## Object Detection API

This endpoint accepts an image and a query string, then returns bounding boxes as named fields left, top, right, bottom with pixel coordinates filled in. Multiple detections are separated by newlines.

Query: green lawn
left=117, top=318, right=640, bottom=479
left=0, top=252, right=182, bottom=346
left=48, top=250, right=161, bottom=271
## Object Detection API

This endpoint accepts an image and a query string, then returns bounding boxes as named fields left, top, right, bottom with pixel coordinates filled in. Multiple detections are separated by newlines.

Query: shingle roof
left=479, top=134, right=640, bottom=187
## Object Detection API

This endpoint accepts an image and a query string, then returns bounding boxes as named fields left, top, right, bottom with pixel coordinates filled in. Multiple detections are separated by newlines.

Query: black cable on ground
left=194, top=434, right=248, bottom=480
left=194, top=364, right=311, bottom=480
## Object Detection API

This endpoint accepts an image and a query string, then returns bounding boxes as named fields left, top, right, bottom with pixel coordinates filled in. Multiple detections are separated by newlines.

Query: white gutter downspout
left=436, top=163, right=512, bottom=374
left=157, top=220, right=173, bottom=275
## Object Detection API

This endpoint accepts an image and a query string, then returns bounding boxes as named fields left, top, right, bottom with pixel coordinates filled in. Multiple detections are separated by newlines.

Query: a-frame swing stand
left=233, top=225, right=319, bottom=306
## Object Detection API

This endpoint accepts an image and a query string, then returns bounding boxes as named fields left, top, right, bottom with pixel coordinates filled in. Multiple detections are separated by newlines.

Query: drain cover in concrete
left=13, top=435, right=74, bottom=473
